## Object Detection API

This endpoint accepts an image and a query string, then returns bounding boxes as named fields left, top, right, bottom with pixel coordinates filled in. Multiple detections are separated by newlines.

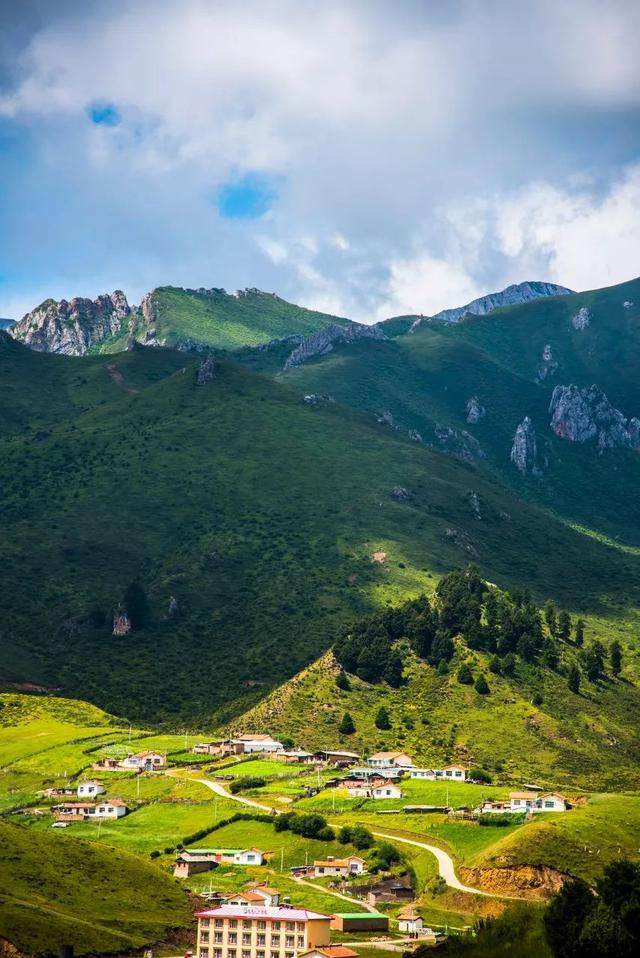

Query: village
left=27, top=728, right=575, bottom=953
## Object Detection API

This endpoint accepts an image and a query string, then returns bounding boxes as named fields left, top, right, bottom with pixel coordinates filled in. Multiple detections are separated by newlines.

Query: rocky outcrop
left=411, top=281, right=572, bottom=329
left=10, top=291, right=132, bottom=355
left=468, top=490, right=482, bottom=519
left=303, top=393, right=335, bottom=405
left=549, top=384, right=640, bottom=451
left=445, top=527, right=477, bottom=556
left=571, top=306, right=591, bottom=330
left=284, top=321, right=385, bottom=368
left=434, top=425, right=485, bottom=463
left=537, top=343, right=558, bottom=382
left=510, top=417, right=545, bottom=475
left=196, top=354, right=217, bottom=385
left=391, top=486, right=414, bottom=502
left=466, top=396, right=486, bottom=424
left=112, top=611, right=131, bottom=636
left=623, top=300, right=634, bottom=309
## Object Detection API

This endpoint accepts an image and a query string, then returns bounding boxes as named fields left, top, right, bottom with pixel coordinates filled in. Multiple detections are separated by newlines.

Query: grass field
left=0, top=821, right=191, bottom=955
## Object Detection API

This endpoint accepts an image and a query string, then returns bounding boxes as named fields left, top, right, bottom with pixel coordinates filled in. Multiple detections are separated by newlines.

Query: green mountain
left=2, top=324, right=639, bottom=729
left=251, top=277, right=640, bottom=547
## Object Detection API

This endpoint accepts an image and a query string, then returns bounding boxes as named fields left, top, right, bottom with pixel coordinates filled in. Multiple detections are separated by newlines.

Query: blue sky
left=1, top=0, right=640, bottom=321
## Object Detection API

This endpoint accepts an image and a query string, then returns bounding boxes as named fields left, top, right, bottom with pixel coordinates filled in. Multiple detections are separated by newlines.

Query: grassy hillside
left=237, top=648, right=640, bottom=790
left=2, top=333, right=640, bottom=727
left=97, top=287, right=347, bottom=352
left=261, top=278, right=640, bottom=546
left=0, top=821, right=192, bottom=955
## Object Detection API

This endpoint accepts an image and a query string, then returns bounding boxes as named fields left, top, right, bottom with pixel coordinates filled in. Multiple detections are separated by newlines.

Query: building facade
left=195, top=905, right=331, bottom=958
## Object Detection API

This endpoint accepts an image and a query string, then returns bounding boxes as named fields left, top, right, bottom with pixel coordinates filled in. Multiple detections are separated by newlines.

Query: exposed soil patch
left=461, top=864, right=567, bottom=900
left=106, top=364, right=138, bottom=394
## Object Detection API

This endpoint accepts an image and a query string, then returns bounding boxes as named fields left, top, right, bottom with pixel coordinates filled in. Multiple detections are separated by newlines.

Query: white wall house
left=372, top=781, right=403, bottom=800
left=478, top=792, right=567, bottom=815
left=232, top=734, right=284, bottom=754
left=77, top=780, right=105, bottom=798
left=409, top=768, right=436, bottom=780
left=93, top=799, right=128, bottom=819
left=120, top=751, right=166, bottom=770
left=366, top=752, right=413, bottom=769
left=398, top=907, right=424, bottom=934
left=434, top=765, right=466, bottom=780
left=313, top=856, right=366, bottom=877
left=345, top=782, right=372, bottom=798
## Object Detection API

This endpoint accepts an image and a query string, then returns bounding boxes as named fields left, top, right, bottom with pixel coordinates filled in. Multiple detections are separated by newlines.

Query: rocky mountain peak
left=410, top=280, right=573, bottom=330
left=510, top=416, right=545, bottom=476
left=9, top=290, right=132, bottom=356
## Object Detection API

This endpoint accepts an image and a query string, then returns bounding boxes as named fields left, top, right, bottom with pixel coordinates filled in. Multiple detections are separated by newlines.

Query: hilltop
left=8, top=286, right=347, bottom=355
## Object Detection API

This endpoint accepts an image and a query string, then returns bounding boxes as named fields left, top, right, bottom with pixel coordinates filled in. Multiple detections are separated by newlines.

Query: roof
left=304, top=948, right=359, bottom=958
left=247, top=884, right=279, bottom=895
left=368, top=751, right=409, bottom=760
left=185, top=847, right=264, bottom=856
left=103, top=799, right=127, bottom=806
left=317, top=749, right=359, bottom=758
left=134, top=750, right=164, bottom=758
left=373, top=780, right=400, bottom=788
left=53, top=802, right=95, bottom=809
left=195, top=905, right=331, bottom=921
left=442, top=765, right=467, bottom=771
left=78, top=780, right=104, bottom=786
left=228, top=892, right=267, bottom=903
left=509, top=791, right=540, bottom=799
left=398, top=906, right=420, bottom=920
left=540, top=792, right=566, bottom=801
left=236, top=734, right=278, bottom=742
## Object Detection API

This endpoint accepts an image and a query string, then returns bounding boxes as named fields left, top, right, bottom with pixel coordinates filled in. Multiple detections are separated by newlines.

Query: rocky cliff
left=411, top=281, right=572, bottom=329
left=549, top=384, right=640, bottom=451
left=511, top=416, right=545, bottom=475
left=284, top=320, right=386, bottom=368
left=10, top=291, right=131, bottom=355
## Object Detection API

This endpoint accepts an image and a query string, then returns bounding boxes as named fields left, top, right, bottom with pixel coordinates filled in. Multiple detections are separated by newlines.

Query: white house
left=243, top=883, right=280, bottom=905
left=509, top=791, right=567, bottom=813
left=344, top=781, right=374, bottom=798
left=313, top=856, right=367, bottom=877
left=478, top=792, right=567, bottom=815
left=433, top=765, right=467, bottom=781
left=398, top=906, right=424, bottom=935
left=409, top=768, right=436, bottom=780
left=231, top=734, right=284, bottom=754
left=77, top=780, right=105, bottom=798
left=93, top=799, right=128, bottom=818
left=52, top=799, right=128, bottom=820
left=366, top=751, right=413, bottom=770
left=120, top=750, right=166, bottom=770
left=372, top=781, right=403, bottom=800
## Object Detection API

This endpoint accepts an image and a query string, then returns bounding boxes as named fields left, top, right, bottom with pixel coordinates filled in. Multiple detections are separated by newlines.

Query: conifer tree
left=375, top=705, right=391, bottom=730
left=339, top=712, right=355, bottom=735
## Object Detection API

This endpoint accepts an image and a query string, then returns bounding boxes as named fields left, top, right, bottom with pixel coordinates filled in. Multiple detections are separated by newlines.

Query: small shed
left=398, top=905, right=424, bottom=935
left=330, top=913, right=389, bottom=932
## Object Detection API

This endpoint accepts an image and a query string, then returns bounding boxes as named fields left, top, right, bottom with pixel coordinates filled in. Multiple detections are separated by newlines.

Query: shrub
left=229, top=776, right=266, bottom=793
left=475, top=674, right=489, bottom=694
left=457, top=664, right=473, bottom=685
left=469, top=766, right=492, bottom=784
left=339, top=712, right=356, bottom=734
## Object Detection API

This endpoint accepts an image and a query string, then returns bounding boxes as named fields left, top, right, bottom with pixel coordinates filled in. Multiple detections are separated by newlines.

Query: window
left=286, top=923, right=295, bottom=931
left=257, top=935, right=266, bottom=946
left=201, top=933, right=210, bottom=943
left=242, top=951, right=251, bottom=958
left=257, top=951, right=265, bottom=958
left=228, top=951, right=237, bottom=958
left=201, top=919, right=211, bottom=927
left=228, top=934, right=237, bottom=945
left=243, top=921, right=252, bottom=929
left=455, top=771, right=462, bottom=777
left=513, top=799, right=521, bottom=806
left=544, top=800, right=554, bottom=808
left=214, top=934, right=224, bottom=944
left=213, top=950, right=222, bottom=958
left=229, top=921, right=238, bottom=929
left=295, top=924, right=305, bottom=932
left=271, top=935, right=280, bottom=946
left=257, top=921, right=266, bottom=930
left=242, top=935, right=252, bottom=945
left=215, top=920, right=224, bottom=929
left=271, top=951, right=280, bottom=958
left=297, top=938, right=305, bottom=948
left=272, top=923, right=281, bottom=931
left=285, top=937, right=294, bottom=948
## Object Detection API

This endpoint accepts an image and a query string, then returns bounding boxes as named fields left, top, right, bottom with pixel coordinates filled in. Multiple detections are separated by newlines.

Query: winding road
left=194, top=776, right=496, bottom=898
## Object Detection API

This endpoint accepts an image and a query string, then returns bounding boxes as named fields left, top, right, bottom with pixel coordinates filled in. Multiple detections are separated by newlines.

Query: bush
left=336, top=670, right=351, bottom=691
left=457, top=664, right=473, bottom=684
left=350, top=825, right=374, bottom=850
left=475, top=674, right=489, bottom=694
left=276, top=812, right=334, bottom=840
left=479, top=813, right=524, bottom=826
left=469, top=766, right=492, bottom=784
left=375, top=706, right=391, bottom=730
left=229, top=776, right=266, bottom=793
left=339, top=712, right=356, bottom=734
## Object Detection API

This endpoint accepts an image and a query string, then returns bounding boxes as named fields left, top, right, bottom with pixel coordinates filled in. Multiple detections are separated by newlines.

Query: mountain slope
left=0, top=820, right=191, bottom=955
left=256, top=277, right=640, bottom=547
left=2, top=334, right=638, bottom=724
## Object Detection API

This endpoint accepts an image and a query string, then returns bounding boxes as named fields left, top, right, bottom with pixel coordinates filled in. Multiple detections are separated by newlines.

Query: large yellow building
left=195, top=905, right=332, bottom=958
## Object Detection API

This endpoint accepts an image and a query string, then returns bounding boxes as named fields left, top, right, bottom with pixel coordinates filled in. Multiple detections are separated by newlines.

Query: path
left=188, top=776, right=502, bottom=899
left=290, top=875, right=378, bottom=913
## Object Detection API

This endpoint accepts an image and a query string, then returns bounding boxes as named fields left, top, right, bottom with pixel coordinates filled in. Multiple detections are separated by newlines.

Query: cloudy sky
left=1, top=0, right=639, bottom=321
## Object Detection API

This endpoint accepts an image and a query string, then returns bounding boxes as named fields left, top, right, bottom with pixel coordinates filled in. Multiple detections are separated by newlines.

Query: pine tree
left=336, top=670, right=351, bottom=691
left=339, top=712, right=355, bottom=735
left=374, top=705, right=391, bottom=730
left=584, top=641, right=606, bottom=682
left=574, top=618, right=585, bottom=647
left=557, top=611, right=572, bottom=642
left=610, top=640, right=622, bottom=676
left=544, top=599, right=557, bottom=636
left=474, top=674, right=489, bottom=694
left=489, top=655, right=502, bottom=675
left=568, top=664, right=581, bottom=694
left=457, top=664, right=473, bottom=685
